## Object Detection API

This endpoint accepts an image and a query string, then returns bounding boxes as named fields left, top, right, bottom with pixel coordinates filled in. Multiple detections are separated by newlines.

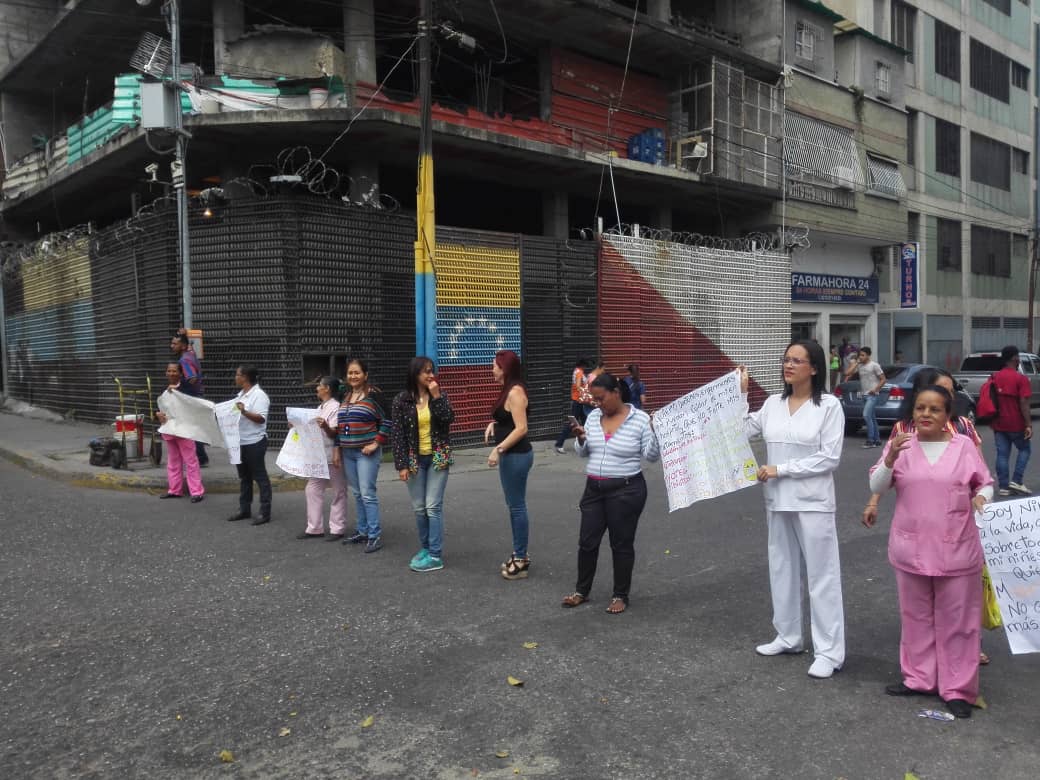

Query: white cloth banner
left=276, top=407, right=329, bottom=479
left=213, top=399, right=242, bottom=465
left=978, top=497, right=1040, bottom=654
left=157, top=389, right=222, bottom=445
left=653, top=369, right=760, bottom=512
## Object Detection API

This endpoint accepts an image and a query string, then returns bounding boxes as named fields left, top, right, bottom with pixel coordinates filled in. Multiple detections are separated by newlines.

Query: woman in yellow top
left=391, top=357, right=455, bottom=572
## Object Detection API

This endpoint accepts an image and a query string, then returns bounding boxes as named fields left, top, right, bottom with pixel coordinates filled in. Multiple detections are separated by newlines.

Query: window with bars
left=875, top=61, right=892, bottom=99
left=971, top=226, right=1011, bottom=277
left=970, top=39, right=1010, bottom=102
left=866, top=155, right=906, bottom=198
left=1012, top=62, right=1029, bottom=90
left=891, top=1, right=915, bottom=61
left=934, top=20, right=960, bottom=82
left=938, top=218, right=962, bottom=270
left=971, top=133, right=1011, bottom=190
left=1014, top=148, right=1029, bottom=174
left=935, top=118, right=960, bottom=177
left=784, top=112, right=863, bottom=188
left=795, top=21, right=819, bottom=68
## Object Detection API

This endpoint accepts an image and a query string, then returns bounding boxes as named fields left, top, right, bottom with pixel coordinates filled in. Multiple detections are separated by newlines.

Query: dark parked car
left=834, top=363, right=975, bottom=436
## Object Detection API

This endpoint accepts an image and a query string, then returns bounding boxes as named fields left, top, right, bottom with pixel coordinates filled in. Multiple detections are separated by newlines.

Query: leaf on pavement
left=904, top=773, right=920, bottom=780
left=974, top=695, right=987, bottom=710
left=507, top=675, right=524, bottom=687
left=278, top=727, right=291, bottom=737
left=289, top=711, right=297, bottom=717
left=495, top=750, right=510, bottom=758
left=219, top=750, right=234, bottom=763
left=665, top=549, right=671, bottom=555
left=522, top=642, right=538, bottom=650
left=360, top=715, right=375, bottom=728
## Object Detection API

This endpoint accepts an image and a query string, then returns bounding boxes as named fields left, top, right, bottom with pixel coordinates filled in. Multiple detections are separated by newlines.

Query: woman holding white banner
left=561, top=372, right=659, bottom=614
left=294, top=376, right=350, bottom=541
left=740, top=340, right=846, bottom=679
left=155, top=362, right=205, bottom=503
left=867, top=385, right=993, bottom=718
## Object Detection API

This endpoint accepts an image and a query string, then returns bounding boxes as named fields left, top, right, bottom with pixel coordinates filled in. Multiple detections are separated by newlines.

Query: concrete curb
left=0, top=443, right=307, bottom=493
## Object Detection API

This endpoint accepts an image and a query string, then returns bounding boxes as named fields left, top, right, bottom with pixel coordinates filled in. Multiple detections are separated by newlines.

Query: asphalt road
left=2, top=437, right=1039, bottom=779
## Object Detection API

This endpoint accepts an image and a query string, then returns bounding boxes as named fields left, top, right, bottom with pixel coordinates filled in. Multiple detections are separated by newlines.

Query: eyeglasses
left=781, top=357, right=810, bottom=367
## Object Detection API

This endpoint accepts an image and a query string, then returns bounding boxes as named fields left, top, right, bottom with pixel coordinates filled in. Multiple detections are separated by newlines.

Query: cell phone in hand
left=566, top=415, right=580, bottom=426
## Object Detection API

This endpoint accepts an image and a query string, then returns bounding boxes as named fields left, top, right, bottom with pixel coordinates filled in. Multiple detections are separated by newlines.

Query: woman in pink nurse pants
left=867, top=385, right=993, bottom=719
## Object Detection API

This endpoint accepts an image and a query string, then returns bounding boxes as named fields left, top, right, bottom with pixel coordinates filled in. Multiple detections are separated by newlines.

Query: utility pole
left=415, top=0, right=437, bottom=360
left=168, top=0, right=192, bottom=329
left=1029, top=230, right=1038, bottom=353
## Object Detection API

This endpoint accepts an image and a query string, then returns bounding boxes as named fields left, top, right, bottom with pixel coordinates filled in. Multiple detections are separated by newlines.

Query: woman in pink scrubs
left=867, top=385, right=993, bottom=718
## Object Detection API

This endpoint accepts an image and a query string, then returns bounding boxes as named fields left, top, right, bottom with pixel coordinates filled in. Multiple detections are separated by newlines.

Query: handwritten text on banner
left=978, top=496, right=1040, bottom=654
left=653, top=370, right=759, bottom=512
left=275, top=407, right=329, bottom=480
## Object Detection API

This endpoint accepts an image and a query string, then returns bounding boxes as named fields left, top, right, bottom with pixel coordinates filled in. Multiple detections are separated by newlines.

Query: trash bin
left=113, top=415, right=143, bottom=459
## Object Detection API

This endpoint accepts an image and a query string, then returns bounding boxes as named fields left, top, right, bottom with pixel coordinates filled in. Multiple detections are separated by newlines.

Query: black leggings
left=574, top=474, right=647, bottom=602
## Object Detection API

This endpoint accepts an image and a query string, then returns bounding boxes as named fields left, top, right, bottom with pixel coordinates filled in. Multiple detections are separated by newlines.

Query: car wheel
left=844, top=420, right=861, bottom=436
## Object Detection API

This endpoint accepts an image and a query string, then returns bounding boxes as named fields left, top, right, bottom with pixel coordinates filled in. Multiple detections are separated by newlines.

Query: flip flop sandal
left=561, top=592, right=589, bottom=608
left=605, top=597, right=627, bottom=614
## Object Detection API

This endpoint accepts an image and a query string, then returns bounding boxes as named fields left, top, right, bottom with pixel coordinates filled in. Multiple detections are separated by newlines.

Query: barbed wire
left=601, top=223, right=812, bottom=253
left=1, top=223, right=95, bottom=278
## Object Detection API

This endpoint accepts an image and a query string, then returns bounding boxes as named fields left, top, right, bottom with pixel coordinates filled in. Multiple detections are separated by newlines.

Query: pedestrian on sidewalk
left=335, top=359, right=391, bottom=552
left=485, top=350, right=533, bottom=580
left=392, top=357, right=454, bottom=573
left=623, top=363, right=647, bottom=410
left=866, top=384, right=993, bottom=718
left=553, top=357, right=590, bottom=453
left=226, top=364, right=272, bottom=526
left=155, top=362, right=204, bottom=503
left=560, top=372, right=659, bottom=615
left=991, top=345, right=1033, bottom=496
left=828, top=345, right=840, bottom=391
left=296, top=376, right=350, bottom=541
left=171, top=330, right=209, bottom=467
left=741, top=340, right=846, bottom=679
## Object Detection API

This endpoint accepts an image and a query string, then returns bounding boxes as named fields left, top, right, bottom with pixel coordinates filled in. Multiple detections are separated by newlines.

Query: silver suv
left=955, top=352, right=1040, bottom=408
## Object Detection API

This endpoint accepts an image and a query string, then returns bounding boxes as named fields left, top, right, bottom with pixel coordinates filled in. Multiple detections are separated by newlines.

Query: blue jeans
left=994, top=430, right=1031, bottom=488
left=862, top=394, right=880, bottom=443
left=499, top=449, right=534, bottom=558
left=407, top=454, right=449, bottom=557
left=341, top=448, right=382, bottom=538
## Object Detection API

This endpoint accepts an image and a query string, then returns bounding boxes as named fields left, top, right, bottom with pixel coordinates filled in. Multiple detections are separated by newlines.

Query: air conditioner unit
left=831, top=165, right=856, bottom=190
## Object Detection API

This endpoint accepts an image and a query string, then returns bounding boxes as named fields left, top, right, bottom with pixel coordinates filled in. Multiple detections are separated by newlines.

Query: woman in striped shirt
left=561, top=372, right=660, bottom=614
left=333, top=358, right=391, bottom=553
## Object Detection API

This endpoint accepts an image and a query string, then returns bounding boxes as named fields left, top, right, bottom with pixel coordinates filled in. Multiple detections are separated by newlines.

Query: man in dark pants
left=226, top=364, right=273, bottom=525
left=170, top=331, right=209, bottom=466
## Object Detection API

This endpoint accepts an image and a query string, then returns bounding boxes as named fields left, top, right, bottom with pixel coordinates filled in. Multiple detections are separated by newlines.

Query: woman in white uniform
left=741, top=340, right=846, bottom=679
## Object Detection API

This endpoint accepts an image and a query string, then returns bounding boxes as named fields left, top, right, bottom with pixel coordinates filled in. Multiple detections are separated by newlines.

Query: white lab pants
left=766, top=510, right=846, bottom=667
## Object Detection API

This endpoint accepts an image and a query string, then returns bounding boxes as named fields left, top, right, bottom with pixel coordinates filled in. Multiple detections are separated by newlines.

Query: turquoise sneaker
left=409, top=549, right=429, bottom=570
left=412, top=555, right=444, bottom=573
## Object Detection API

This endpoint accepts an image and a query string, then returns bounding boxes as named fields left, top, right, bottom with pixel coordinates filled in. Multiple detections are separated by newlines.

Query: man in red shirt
left=992, top=345, right=1033, bottom=495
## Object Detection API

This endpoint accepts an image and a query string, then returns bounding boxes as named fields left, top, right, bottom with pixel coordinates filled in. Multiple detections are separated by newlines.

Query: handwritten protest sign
left=653, top=369, right=759, bottom=512
left=213, top=399, right=241, bottom=465
left=275, top=407, right=329, bottom=479
left=978, top=497, right=1040, bottom=654
left=157, top=389, right=222, bottom=445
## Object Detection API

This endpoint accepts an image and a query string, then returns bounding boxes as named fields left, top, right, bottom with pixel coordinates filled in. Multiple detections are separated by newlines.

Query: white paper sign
left=275, top=407, right=329, bottom=479
left=213, top=399, right=242, bottom=465
left=978, top=497, right=1040, bottom=654
left=653, top=369, right=759, bottom=512
left=157, top=389, right=222, bottom=445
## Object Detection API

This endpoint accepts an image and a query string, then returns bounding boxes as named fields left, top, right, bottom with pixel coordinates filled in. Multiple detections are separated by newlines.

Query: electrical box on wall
left=140, top=82, right=179, bottom=129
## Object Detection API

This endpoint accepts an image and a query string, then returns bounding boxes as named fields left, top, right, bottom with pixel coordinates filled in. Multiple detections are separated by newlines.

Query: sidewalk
left=0, top=400, right=566, bottom=492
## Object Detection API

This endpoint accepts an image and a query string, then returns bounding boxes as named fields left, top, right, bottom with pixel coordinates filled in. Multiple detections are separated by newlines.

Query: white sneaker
left=1009, top=481, right=1031, bottom=495
left=807, top=657, right=842, bottom=679
left=755, top=637, right=803, bottom=656
left=554, top=446, right=566, bottom=454
left=998, top=488, right=1012, bottom=496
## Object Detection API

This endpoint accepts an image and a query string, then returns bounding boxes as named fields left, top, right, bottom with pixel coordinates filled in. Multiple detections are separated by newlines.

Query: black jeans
left=575, top=473, right=647, bottom=602
left=237, top=438, right=271, bottom=519
left=555, top=400, right=588, bottom=447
